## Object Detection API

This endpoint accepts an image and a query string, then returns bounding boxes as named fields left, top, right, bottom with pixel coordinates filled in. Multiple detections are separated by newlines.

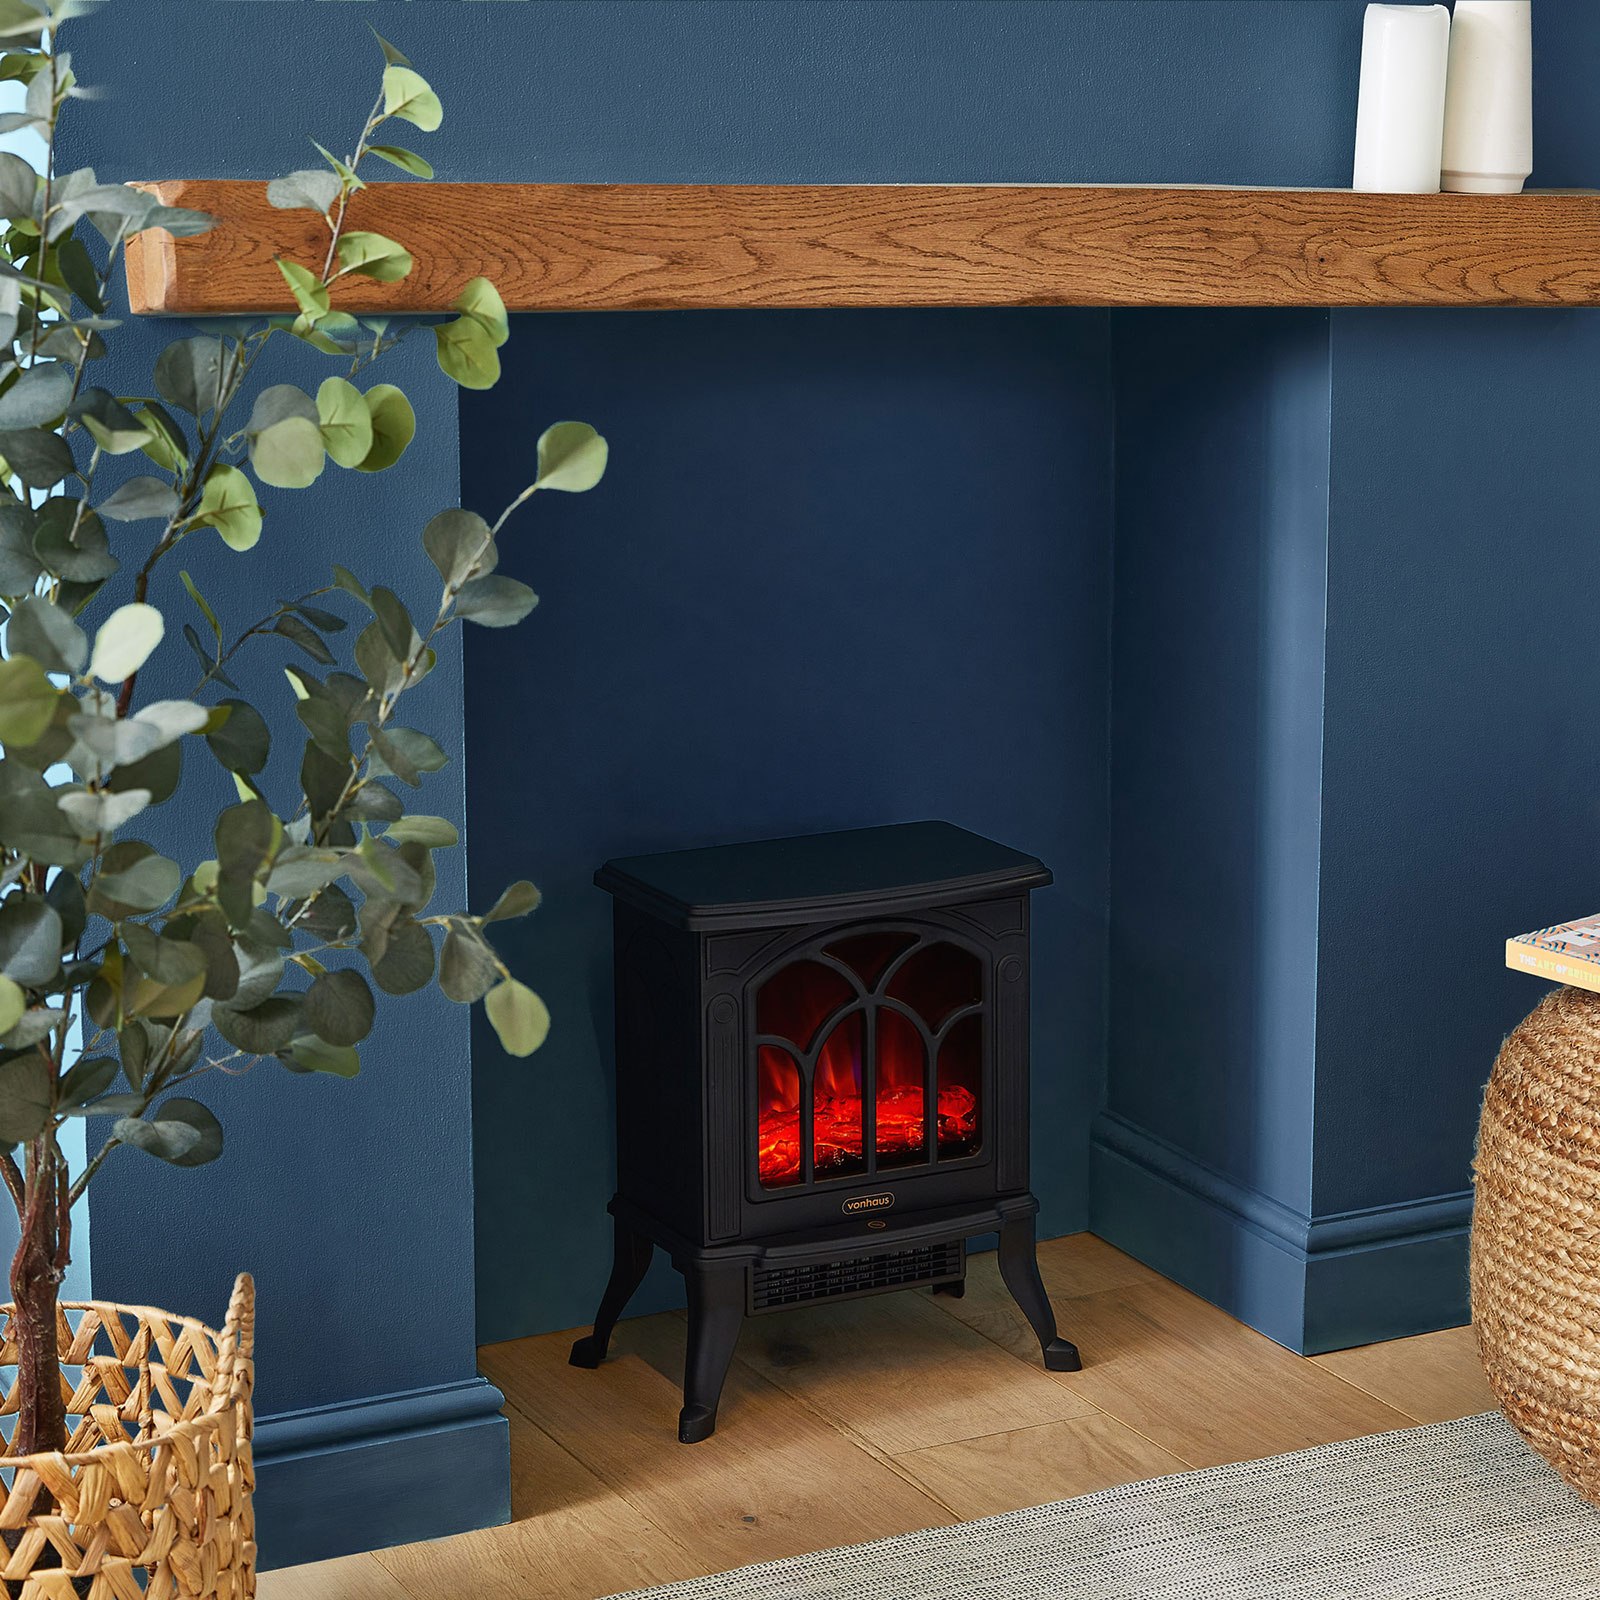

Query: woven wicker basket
left=0, top=1273, right=255, bottom=1599
left=1473, top=985, right=1600, bottom=1502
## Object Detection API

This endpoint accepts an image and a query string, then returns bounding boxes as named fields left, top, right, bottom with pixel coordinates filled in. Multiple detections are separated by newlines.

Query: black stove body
left=571, top=821, right=1081, bottom=1441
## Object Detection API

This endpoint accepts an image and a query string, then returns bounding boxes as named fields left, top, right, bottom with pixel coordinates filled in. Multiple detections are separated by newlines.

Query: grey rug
left=607, top=1412, right=1600, bottom=1599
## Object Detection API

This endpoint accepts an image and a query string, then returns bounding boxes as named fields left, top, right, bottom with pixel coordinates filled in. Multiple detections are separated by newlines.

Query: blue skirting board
left=252, top=1378, right=510, bottom=1570
left=1089, top=1113, right=1473, bottom=1355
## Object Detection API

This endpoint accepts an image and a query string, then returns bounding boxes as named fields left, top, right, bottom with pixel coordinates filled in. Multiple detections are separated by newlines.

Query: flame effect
left=757, top=1019, right=979, bottom=1186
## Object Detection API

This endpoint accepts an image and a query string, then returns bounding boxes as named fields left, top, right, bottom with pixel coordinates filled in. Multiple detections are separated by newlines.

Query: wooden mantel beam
left=124, top=180, right=1600, bottom=315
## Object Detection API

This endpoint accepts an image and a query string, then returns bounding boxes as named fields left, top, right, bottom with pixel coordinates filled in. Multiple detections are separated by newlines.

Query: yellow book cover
left=1507, top=915, right=1600, bottom=996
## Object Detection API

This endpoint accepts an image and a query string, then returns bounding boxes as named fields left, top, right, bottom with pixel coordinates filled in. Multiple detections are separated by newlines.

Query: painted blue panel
left=1106, top=309, right=1330, bottom=1218
left=68, top=2, right=1368, bottom=188
left=462, top=306, right=1112, bottom=1342
left=1315, top=307, right=1600, bottom=1217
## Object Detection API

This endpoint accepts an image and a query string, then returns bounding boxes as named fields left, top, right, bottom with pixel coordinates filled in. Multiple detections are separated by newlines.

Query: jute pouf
left=1472, top=985, right=1600, bottom=1503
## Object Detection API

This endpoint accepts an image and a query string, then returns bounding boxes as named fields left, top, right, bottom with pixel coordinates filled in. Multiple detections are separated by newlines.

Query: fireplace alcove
left=131, top=177, right=1600, bottom=1380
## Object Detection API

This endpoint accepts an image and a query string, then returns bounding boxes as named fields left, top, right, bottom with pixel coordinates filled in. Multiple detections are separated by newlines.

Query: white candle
left=1352, top=4, right=1452, bottom=194
left=1442, top=1, right=1533, bottom=194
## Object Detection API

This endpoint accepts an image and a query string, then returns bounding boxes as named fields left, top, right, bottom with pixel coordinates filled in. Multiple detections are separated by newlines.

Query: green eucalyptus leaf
left=7, top=594, right=86, bottom=674
left=205, top=697, right=269, bottom=775
left=56, top=786, right=150, bottom=839
left=0, top=974, right=21, bottom=1037
left=0, top=1005, right=63, bottom=1049
left=275, top=258, right=330, bottom=323
left=88, top=602, right=163, bottom=683
left=440, top=921, right=499, bottom=1004
left=353, top=619, right=403, bottom=696
left=0, top=425, right=73, bottom=488
left=57, top=1053, right=117, bottom=1111
left=275, top=612, right=336, bottom=665
left=0, top=362, right=72, bottom=428
left=304, top=967, right=374, bottom=1047
left=45, top=869, right=85, bottom=948
left=421, top=509, right=494, bottom=589
left=0, top=505, right=43, bottom=595
left=99, top=476, right=179, bottom=522
left=432, top=314, right=499, bottom=391
left=354, top=384, right=414, bottom=473
left=370, top=28, right=411, bottom=67
left=282, top=1034, right=361, bottom=1077
left=454, top=574, right=537, bottom=628
left=153, top=336, right=223, bottom=417
left=336, top=231, right=413, bottom=284
left=105, top=739, right=181, bottom=805
left=55, top=234, right=102, bottom=313
left=382, top=65, right=443, bottom=132
left=0, top=1051, right=50, bottom=1143
left=296, top=883, right=357, bottom=943
left=214, top=799, right=281, bottom=929
left=33, top=498, right=117, bottom=582
left=144, top=1100, right=222, bottom=1164
left=535, top=421, right=609, bottom=492
left=383, top=815, right=458, bottom=849
left=0, top=760, right=86, bottom=864
left=192, top=463, right=262, bottom=552
left=367, top=145, right=433, bottom=179
left=369, top=586, right=415, bottom=661
left=112, top=1109, right=199, bottom=1164
left=118, top=919, right=207, bottom=988
left=485, top=976, right=550, bottom=1057
left=250, top=415, right=325, bottom=490
left=368, top=914, right=434, bottom=996
left=267, top=170, right=341, bottom=215
left=368, top=726, right=446, bottom=789
left=89, top=841, right=181, bottom=918
left=0, top=894, right=60, bottom=985
left=0, top=655, right=58, bottom=747
left=212, top=993, right=300, bottom=1056
left=71, top=388, right=150, bottom=454
left=316, top=376, right=373, bottom=469
left=453, top=277, right=508, bottom=347
left=0, top=148, right=34, bottom=219
left=485, top=879, right=542, bottom=922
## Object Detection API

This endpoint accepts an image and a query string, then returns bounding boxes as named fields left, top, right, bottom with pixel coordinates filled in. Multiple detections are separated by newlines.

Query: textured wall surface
left=463, top=306, right=1112, bottom=1340
left=41, top=0, right=1600, bottom=1563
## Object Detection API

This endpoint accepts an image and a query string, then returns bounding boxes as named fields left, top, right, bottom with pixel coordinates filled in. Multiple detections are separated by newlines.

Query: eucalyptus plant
left=0, top=3, right=605, bottom=1458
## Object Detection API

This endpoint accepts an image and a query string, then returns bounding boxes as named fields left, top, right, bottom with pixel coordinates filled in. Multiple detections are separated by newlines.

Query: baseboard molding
left=1089, top=1113, right=1471, bottom=1354
left=253, top=1377, right=510, bottom=1570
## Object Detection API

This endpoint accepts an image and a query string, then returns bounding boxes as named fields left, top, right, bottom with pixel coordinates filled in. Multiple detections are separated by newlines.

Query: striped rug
left=607, top=1412, right=1600, bottom=1599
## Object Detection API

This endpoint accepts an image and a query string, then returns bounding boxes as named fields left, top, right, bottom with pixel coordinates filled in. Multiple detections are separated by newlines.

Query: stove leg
left=569, top=1214, right=655, bottom=1370
left=678, top=1259, right=744, bottom=1444
left=998, top=1212, right=1083, bottom=1373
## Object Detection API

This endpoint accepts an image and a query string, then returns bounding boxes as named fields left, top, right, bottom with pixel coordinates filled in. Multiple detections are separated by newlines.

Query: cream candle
left=1442, top=1, right=1534, bottom=194
left=1352, top=3, right=1452, bottom=194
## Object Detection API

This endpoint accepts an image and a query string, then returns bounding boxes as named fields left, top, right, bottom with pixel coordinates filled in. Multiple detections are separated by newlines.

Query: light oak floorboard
left=258, top=1555, right=415, bottom=1600
left=1311, top=1324, right=1498, bottom=1425
left=717, top=1287, right=1097, bottom=1455
left=373, top=1408, right=701, bottom=1600
left=893, top=1411, right=1189, bottom=1521
left=480, top=1323, right=953, bottom=1574
left=938, top=1251, right=1413, bottom=1466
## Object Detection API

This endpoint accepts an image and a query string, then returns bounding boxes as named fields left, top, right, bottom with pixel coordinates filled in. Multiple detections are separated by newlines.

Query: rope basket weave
left=0, top=1273, right=254, bottom=1600
left=1472, top=986, right=1600, bottom=1503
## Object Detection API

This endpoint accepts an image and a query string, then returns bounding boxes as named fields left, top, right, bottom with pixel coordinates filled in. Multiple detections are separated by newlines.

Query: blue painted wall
left=1316, top=307, right=1600, bottom=1219
left=462, top=307, right=1112, bottom=1340
left=50, top=0, right=1600, bottom=1561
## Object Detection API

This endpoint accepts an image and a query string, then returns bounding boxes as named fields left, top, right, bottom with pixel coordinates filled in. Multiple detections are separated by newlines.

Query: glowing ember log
left=757, top=1083, right=979, bottom=1184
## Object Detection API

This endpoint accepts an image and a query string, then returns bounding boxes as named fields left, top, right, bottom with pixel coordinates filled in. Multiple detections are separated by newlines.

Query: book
left=1507, top=916, right=1600, bottom=995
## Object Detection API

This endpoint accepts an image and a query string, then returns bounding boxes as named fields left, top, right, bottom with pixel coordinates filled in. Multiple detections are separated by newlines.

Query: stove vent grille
left=750, top=1240, right=964, bottom=1312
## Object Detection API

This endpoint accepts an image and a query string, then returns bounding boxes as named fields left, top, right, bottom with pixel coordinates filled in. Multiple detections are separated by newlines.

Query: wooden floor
left=260, top=1234, right=1496, bottom=1600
